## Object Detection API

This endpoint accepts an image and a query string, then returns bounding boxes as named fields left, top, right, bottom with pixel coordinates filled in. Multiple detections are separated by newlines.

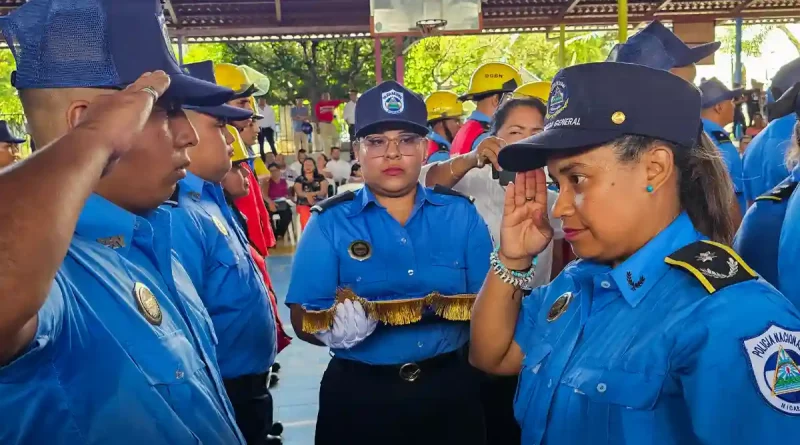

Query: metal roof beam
left=730, top=0, right=759, bottom=14
left=643, top=0, right=673, bottom=20
left=557, top=0, right=584, bottom=20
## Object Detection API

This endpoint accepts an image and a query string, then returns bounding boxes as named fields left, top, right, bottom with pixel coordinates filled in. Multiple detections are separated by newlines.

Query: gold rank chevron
left=300, top=288, right=477, bottom=333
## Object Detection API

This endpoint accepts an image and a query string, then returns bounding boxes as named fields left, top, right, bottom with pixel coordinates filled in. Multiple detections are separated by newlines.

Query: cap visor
left=355, top=120, right=429, bottom=139
left=685, top=42, right=721, bottom=65
left=164, top=74, right=235, bottom=107
left=498, top=128, right=622, bottom=172
left=702, top=89, right=744, bottom=108
left=185, top=104, right=254, bottom=121
left=231, top=84, right=260, bottom=99
left=253, top=114, right=265, bottom=120
left=2, top=137, right=26, bottom=144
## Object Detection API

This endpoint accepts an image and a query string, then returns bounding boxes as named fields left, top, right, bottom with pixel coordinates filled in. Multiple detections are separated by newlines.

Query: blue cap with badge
left=0, top=0, right=234, bottom=107
left=699, top=77, right=743, bottom=109
left=182, top=61, right=254, bottom=121
left=498, top=62, right=702, bottom=172
left=606, top=21, right=720, bottom=69
left=354, top=80, right=428, bottom=139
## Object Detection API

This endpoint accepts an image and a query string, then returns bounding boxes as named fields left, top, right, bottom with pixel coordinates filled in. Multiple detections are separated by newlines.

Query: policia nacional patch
left=664, top=240, right=757, bottom=293
left=134, top=282, right=162, bottom=326
left=744, top=325, right=800, bottom=415
left=348, top=240, right=372, bottom=261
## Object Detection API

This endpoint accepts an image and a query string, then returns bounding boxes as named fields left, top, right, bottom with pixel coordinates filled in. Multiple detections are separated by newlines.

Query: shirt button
left=596, top=382, right=607, bottom=393
left=400, top=238, right=407, bottom=244
left=417, top=342, right=423, bottom=348
left=408, top=269, right=414, bottom=276
left=454, top=261, right=459, bottom=266
left=175, top=370, right=185, bottom=379
left=356, top=277, right=362, bottom=282
left=600, top=281, right=611, bottom=289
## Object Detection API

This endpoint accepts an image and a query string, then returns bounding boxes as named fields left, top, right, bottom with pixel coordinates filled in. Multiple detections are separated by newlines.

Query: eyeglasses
left=358, top=133, right=425, bottom=158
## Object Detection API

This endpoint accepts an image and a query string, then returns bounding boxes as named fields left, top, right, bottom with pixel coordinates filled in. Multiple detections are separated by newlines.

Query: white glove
left=314, top=299, right=377, bottom=349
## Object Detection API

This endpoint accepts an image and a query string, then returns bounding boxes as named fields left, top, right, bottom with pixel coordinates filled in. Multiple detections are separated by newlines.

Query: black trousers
left=347, top=124, right=356, bottom=144
left=269, top=207, right=293, bottom=238
left=316, top=352, right=486, bottom=445
left=224, top=374, right=274, bottom=445
left=480, top=374, right=521, bottom=445
left=258, top=128, right=277, bottom=157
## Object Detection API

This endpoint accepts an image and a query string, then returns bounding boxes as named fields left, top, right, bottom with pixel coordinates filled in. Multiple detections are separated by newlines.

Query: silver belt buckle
left=398, top=363, right=421, bottom=382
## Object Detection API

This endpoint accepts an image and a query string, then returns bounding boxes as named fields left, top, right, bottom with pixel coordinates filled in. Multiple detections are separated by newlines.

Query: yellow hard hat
left=460, top=62, right=522, bottom=101
left=425, top=91, right=464, bottom=123
left=513, top=81, right=552, bottom=102
left=249, top=96, right=264, bottom=120
left=239, top=65, right=271, bottom=96
left=215, top=63, right=259, bottom=97
left=229, top=125, right=256, bottom=163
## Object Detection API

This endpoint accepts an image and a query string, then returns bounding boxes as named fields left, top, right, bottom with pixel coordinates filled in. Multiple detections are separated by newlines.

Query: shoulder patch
left=710, top=130, right=732, bottom=145
left=665, top=240, right=757, bottom=293
left=311, top=190, right=356, bottom=213
left=432, top=184, right=475, bottom=203
left=755, top=181, right=799, bottom=203
left=744, top=324, right=800, bottom=415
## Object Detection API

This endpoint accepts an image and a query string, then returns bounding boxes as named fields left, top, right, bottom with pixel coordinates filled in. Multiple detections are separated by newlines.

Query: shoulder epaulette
left=311, top=190, right=356, bottom=213
left=480, top=120, right=491, bottom=132
left=755, top=181, right=799, bottom=202
left=710, top=130, right=732, bottom=145
left=664, top=240, right=757, bottom=294
left=432, top=184, right=475, bottom=203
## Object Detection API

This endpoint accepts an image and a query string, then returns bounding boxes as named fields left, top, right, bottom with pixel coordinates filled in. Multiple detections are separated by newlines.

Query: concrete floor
left=267, top=251, right=329, bottom=445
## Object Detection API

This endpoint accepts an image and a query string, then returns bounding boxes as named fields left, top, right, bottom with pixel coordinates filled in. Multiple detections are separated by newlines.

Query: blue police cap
left=765, top=81, right=800, bottom=121
left=182, top=61, right=253, bottom=121
left=606, top=31, right=676, bottom=70
left=498, top=62, right=702, bottom=172
left=607, top=21, right=719, bottom=68
left=0, top=0, right=234, bottom=107
left=0, top=120, right=25, bottom=144
left=770, top=58, right=800, bottom=99
left=354, top=81, right=428, bottom=139
left=699, top=77, right=743, bottom=109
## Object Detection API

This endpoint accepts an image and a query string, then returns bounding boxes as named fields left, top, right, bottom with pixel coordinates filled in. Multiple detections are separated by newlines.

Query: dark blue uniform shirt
left=0, top=194, right=243, bottom=444
left=286, top=184, right=492, bottom=365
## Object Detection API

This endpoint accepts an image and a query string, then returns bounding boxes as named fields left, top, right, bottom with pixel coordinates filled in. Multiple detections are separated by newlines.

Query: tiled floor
left=267, top=251, right=329, bottom=445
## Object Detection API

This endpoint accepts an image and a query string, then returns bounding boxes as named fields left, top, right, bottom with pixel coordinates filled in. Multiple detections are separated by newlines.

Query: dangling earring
left=646, top=185, right=654, bottom=193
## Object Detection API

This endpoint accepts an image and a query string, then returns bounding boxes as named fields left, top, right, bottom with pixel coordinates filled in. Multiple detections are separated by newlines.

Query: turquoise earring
left=646, top=185, right=654, bottom=193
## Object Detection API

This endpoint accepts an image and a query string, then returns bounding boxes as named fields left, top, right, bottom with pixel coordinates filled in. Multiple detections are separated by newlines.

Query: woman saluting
left=470, top=62, right=800, bottom=444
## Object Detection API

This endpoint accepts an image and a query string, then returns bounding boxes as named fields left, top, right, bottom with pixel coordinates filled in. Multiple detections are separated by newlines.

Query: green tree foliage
left=0, top=49, right=23, bottom=123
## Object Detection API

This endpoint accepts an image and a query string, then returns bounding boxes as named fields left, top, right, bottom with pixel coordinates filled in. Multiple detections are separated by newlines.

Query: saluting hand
left=499, top=169, right=553, bottom=270
left=471, top=136, right=505, bottom=170
left=74, top=71, right=171, bottom=159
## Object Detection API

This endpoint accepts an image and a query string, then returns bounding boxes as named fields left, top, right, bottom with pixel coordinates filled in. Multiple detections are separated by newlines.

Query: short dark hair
left=331, top=146, right=341, bottom=152
left=349, top=89, right=358, bottom=93
left=297, top=149, right=307, bottom=154
left=267, top=162, right=280, bottom=169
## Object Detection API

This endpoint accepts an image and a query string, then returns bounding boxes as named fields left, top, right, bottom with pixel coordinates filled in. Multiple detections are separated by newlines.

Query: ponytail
left=614, top=134, right=736, bottom=244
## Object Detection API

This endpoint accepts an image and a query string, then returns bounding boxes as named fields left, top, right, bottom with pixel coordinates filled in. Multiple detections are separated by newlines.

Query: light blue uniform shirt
left=743, top=114, right=796, bottom=202
left=514, top=213, right=800, bottom=444
left=286, top=185, right=492, bottom=365
left=703, top=119, right=746, bottom=215
left=166, top=172, right=276, bottom=378
left=468, top=110, right=492, bottom=151
left=0, top=194, right=243, bottom=444
left=734, top=173, right=797, bottom=287
left=777, top=165, right=800, bottom=309
left=426, top=131, right=451, bottom=164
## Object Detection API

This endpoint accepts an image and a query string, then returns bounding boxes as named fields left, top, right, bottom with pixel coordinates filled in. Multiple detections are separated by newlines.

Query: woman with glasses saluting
left=470, top=62, right=800, bottom=444
left=286, top=81, right=493, bottom=445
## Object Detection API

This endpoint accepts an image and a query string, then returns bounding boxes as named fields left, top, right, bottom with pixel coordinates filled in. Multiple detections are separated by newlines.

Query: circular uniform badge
left=348, top=240, right=372, bottom=261
left=744, top=324, right=800, bottom=415
left=547, top=291, right=573, bottom=322
left=212, top=216, right=229, bottom=237
left=134, top=282, right=163, bottom=326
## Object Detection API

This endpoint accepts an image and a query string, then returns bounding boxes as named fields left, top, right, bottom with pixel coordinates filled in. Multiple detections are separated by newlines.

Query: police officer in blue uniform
left=285, top=81, right=493, bottom=445
left=699, top=77, right=746, bottom=219
left=734, top=82, right=800, bottom=290
left=163, top=60, right=279, bottom=445
left=471, top=62, right=800, bottom=444
left=743, top=58, right=800, bottom=205
left=0, top=0, right=244, bottom=443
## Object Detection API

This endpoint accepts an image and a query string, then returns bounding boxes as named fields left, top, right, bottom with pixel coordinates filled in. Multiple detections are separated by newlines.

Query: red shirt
left=233, top=164, right=276, bottom=257
left=315, top=100, right=345, bottom=123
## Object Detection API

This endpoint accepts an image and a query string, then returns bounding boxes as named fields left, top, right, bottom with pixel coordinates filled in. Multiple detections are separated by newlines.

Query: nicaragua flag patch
left=744, top=324, right=800, bottom=415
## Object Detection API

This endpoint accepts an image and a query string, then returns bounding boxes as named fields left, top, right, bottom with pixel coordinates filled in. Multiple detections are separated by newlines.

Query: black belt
left=223, top=372, right=269, bottom=395
left=331, top=349, right=463, bottom=382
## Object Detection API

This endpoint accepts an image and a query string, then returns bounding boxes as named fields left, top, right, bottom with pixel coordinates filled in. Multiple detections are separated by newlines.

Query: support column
left=734, top=18, right=743, bottom=86
left=617, top=0, right=628, bottom=42
left=559, top=24, right=566, bottom=68
left=375, top=38, right=383, bottom=85
left=177, top=35, right=185, bottom=65
left=394, top=36, right=405, bottom=85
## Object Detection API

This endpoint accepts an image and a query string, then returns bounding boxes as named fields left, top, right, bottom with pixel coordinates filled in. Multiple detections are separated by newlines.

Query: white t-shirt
left=421, top=164, right=564, bottom=290
left=326, top=159, right=352, bottom=183
left=343, top=101, right=357, bottom=125
left=258, top=106, right=276, bottom=130
left=288, top=161, right=303, bottom=180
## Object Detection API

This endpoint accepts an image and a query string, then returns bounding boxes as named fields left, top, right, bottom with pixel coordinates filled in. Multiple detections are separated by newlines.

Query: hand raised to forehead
left=499, top=169, right=554, bottom=269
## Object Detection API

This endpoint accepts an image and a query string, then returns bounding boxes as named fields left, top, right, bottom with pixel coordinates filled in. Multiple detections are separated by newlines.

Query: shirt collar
left=702, top=118, right=727, bottom=135
left=349, top=183, right=445, bottom=217
left=75, top=194, right=142, bottom=256
left=469, top=110, right=491, bottom=123
left=608, top=212, right=705, bottom=307
left=428, top=131, right=451, bottom=148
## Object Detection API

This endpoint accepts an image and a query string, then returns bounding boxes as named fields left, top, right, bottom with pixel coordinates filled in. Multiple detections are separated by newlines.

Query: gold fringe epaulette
left=301, top=288, right=477, bottom=333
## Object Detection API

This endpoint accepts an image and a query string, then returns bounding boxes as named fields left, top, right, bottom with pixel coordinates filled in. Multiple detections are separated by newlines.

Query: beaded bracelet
left=489, top=246, right=535, bottom=290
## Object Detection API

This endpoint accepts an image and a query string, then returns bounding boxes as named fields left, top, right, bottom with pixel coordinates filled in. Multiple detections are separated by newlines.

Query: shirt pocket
left=429, top=252, right=467, bottom=292
left=127, top=330, right=207, bottom=389
left=514, top=343, right=553, bottom=424
left=339, top=258, right=388, bottom=288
